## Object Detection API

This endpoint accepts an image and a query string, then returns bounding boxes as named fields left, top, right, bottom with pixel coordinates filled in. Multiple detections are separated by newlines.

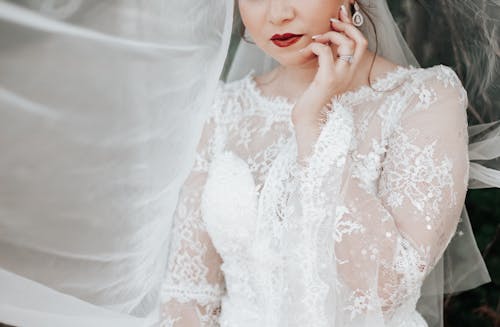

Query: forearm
left=293, top=122, right=322, bottom=165
left=292, top=92, right=333, bottom=165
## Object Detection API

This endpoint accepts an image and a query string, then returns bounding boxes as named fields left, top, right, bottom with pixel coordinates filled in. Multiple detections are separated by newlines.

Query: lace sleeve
left=159, top=111, right=226, bottom=326
left=340, top=77, right=469, bottom=321
left=293, top=69, right=470, bottom=324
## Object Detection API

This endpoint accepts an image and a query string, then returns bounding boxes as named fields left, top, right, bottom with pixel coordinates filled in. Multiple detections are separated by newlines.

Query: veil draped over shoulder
left=0, top=1, right=498, bottom=327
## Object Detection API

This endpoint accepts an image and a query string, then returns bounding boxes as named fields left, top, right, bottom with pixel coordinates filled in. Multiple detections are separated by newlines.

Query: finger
left=298, top=42, right=317, bottom=59
left=311, top=35, right=333, bottom=46
left=330, top=18, right=368, bottom=63
left=298, top=42, right=328, bottom=62
left=312, top=32, right=354, bottom=69
left=315, top=31, right=355, bottom=55
left=339, top=4, right=352, bottom=24
left=300, top=42, right=337, bottom=85
left=309, top=42, right=335, bottom=74
left=312, top=31, right=351, bottom=49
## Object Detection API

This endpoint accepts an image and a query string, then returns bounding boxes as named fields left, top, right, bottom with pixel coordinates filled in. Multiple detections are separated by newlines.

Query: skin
left=237, top=0, right=401, bottom=164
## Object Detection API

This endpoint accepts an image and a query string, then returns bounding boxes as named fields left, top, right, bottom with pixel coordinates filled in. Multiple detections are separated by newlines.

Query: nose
left=268, top=0, right=294, bottom=25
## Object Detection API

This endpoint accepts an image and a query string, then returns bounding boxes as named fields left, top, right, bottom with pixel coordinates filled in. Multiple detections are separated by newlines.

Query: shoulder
left=195, top=77, right=251, bottom=161
left=205, top=73, right=257, bottom=124
left=211, top=74, right=254, bottom=110
left=396, top=65, right=469, bottom=140
left=409, top=64, right=464, bottom=87
left=408, top=65, right=467, bottom=104
left=400, top=65, right=468, bottom=117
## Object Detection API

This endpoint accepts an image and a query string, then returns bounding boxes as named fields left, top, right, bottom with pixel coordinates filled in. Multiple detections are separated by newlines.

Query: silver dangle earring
left=352, top=1, right=364, bottom=27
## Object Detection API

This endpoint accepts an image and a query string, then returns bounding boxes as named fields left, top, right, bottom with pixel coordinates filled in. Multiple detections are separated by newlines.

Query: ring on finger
left=338, top=54, right=354, bottom=64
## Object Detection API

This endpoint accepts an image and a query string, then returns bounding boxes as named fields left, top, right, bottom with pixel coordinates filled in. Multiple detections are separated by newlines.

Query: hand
left=291, top=5, right=368, bottom=127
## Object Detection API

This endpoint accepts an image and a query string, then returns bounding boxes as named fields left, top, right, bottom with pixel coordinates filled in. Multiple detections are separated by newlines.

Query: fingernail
left=330, top=18, right=340, bottom=23
left=340, top=5, right=348, bottom=16
left=312, top=34, right=322, bottom=39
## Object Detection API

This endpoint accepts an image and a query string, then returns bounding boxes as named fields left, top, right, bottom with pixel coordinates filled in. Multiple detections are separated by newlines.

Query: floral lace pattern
left=159, top=65, right=470, bottom=326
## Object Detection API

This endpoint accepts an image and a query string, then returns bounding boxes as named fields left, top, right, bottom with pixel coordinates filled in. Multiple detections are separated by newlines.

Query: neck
left=264, top=50, right=375, bottom=102
left=279, top=59, right=319, bottom=90
left=264, top=59, right=319, bottom=101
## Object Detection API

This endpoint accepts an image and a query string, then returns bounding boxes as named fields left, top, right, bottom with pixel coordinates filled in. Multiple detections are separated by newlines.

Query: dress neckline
left=244, top=65, right=419, bottom=108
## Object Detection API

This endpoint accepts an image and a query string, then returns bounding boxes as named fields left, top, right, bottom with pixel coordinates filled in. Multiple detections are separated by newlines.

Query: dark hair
left=237, top=3, right=380, bottom=89
left=354, top=3, right=378, bottom=89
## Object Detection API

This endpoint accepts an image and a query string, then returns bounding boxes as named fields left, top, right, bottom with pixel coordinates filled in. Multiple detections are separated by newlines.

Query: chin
left=258, top=42, right=317, bottom=68
left=272, top=52, right=316, bottom=68
left=258, top=39, right=315, bottom=67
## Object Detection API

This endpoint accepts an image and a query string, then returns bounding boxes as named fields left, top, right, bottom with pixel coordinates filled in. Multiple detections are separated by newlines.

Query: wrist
left=293, top=120, right=322, bottom=165
left=291, top=113, right=320, bottom=129
left=291, top=101, right=332, bottom=128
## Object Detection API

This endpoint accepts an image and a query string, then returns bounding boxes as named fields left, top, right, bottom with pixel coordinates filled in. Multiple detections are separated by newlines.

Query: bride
left=0, top=1, right=497, bottom=327
left=160, top=1, right=492, bottom=326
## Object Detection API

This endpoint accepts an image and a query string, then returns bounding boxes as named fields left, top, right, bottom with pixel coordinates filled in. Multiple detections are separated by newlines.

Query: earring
left=352, top=1, right=364, bottom=27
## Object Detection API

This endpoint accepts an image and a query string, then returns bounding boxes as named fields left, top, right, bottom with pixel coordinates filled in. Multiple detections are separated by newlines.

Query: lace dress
left=159, top=65, right=470, bottom=327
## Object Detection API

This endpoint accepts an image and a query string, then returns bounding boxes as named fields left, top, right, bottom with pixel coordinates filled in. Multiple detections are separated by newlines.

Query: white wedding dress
left=159, top=64, right=471, bottom=327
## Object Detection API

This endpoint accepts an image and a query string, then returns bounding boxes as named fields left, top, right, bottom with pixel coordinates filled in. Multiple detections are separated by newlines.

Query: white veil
left=226, top=1, right=498, bottom=326
left=0, top=0, right=498, bottom=327
left=0, top=0, right=233, bottom=326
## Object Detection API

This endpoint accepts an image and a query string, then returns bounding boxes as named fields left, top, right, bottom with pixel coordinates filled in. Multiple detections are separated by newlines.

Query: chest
left=201, top=105, right=402, bottom=259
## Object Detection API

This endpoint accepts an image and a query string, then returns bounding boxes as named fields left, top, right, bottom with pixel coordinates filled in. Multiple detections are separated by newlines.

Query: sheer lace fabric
left=160, top=65, right=470, bottom=326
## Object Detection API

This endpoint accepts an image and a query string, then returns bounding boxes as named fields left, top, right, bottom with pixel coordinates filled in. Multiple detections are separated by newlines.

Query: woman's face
left=238, top=0, right=346, bottom=67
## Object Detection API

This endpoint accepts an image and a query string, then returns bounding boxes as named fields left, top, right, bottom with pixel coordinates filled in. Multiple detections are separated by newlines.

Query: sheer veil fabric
left=0, top=1, right=498, bottom=327
left=0, top=0, right=233, bottom=326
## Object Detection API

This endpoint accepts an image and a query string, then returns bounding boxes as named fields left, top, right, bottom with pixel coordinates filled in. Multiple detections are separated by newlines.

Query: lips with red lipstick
left=270, top=33, right=304, bottom=48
